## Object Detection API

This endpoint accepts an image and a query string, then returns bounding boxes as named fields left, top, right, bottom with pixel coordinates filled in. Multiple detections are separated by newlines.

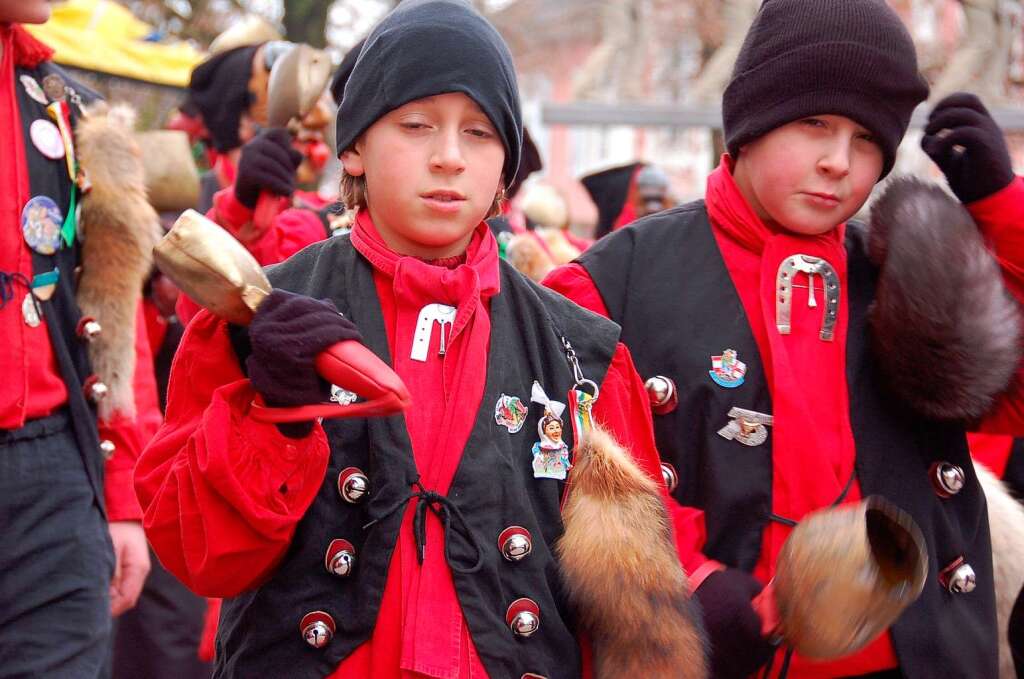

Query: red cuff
left=968, top=176, right=1024, bottom=242
left=688, top=559, right=726, bottom=593
left=104, top=464, right=144, bottom=521
left=209, top=187, right=254, bottom=235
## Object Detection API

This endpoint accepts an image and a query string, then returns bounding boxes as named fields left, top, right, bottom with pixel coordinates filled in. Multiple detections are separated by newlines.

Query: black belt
left=0, top=408, right=71, bottom=445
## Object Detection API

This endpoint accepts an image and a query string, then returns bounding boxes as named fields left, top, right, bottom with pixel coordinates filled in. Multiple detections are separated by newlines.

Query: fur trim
left=977, top=463, right=1024, bottom=678
left=505, top=233, right=556, bottom=282
left=75, top=102, right=162, bottom=421
left=557, top=426, right=707, bottom=678
left=868, top=178, right=1022, bottom=421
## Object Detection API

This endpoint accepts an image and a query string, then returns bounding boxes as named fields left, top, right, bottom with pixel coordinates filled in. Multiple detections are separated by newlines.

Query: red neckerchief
left=349, top=210, right=498, bottom=677
left=7, top=24, right=53, bottom=68
left=705, top=156, right=856, bottom=539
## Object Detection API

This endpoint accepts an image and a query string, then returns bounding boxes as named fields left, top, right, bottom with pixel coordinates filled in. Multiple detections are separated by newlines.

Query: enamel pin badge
left=709, top=349, right=746, bottom=388
left=495, top=393, right=528, bottom=434
left=717, top=407, right=773, bottom=447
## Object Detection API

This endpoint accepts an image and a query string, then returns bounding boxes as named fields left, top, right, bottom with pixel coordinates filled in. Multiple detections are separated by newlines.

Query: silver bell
left=324, top=539, right=356, bottom=577
left=85, top=378, right=108, bottom=403
left=99, top=440, right=116, bottom=460
left=80, top=319, right=102, bottom=341
left=644, top=375, right=675, bottom=408
left=510, top=611, right=539, bottom=637
left=506, top=598, right=540, bottom=638
left=947, top=563, right=977, bottom=594
left=337, top=467, right=369, bottom=504
left=499, top=526, right=532, bottom=562
left=932, top=462, right=966, bottom=498
left=661, top=463, right=679, bottom=493
left=299, top=611, right=335, bottom=648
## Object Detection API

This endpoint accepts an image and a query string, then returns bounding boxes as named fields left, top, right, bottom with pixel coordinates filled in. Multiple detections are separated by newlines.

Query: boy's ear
left=340, top=148, right=365, bottom=177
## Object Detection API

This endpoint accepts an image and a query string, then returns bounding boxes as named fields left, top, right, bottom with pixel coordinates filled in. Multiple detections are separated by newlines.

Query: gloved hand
left=922, top=92, right=1014, bottom=204
left=234, top=128, right=304, bottom=209
left=246, top=289, right=362, bottom=420
left=693, top=568, right=776, bottom=679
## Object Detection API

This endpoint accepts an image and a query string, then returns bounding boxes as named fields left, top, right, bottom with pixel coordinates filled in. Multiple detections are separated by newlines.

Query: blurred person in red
left=176, top=37, right=334, bottom=323
left=0, top=0, right=161, bottom=675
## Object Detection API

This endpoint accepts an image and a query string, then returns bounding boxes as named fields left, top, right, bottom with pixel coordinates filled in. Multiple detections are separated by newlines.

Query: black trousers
left=110, top=549, right=212, bottom=679
left=0, top=411, right=113, bottom=678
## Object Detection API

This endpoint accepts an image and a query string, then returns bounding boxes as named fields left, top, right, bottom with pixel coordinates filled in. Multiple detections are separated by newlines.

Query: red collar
left=2, top=24, right=54, bottom=69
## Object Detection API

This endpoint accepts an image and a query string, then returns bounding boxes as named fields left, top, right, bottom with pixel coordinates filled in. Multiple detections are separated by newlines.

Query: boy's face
left=341, top=92, right=505, bottom=259
left=733, top=115, right=883, bottom=236
left=0, top=0, right=51, bottom=24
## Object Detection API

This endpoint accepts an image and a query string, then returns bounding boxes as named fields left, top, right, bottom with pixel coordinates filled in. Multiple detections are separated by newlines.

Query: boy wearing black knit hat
left=547, top=0, right=1024, bottom=677
left=136, top=1, right=705, bottom=677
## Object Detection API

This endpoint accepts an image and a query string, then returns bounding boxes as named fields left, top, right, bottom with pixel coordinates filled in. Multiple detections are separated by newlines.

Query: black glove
left=922, top=92, right=1014, bottom=204
left=234, top=128, right=304, bottom=209
left=246, top=290, right=362, bottom=435
left=693, top=568, right=776, bottom=679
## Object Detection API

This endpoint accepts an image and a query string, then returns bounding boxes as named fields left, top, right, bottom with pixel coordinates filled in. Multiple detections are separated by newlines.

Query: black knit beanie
left=187, top=45, right=260, bottom=153
left=723, top=0, right=929, bottom=179
left=336, top=0, right=523, bottom=182
left=329, top=38, right=364, bottom=107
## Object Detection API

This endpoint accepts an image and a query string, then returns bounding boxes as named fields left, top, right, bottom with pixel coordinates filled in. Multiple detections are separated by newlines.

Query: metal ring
left=574, top=378, right=600, bottom=401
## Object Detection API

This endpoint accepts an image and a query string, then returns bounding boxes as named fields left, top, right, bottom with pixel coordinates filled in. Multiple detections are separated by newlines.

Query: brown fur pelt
left=75, top=103, right=162, bottom=421
left=976, top=462, right=1024, bottom=678
left=505, top=232, right=556, bottom=282
left=867, top=177, right=1022, bottom=421
left=557, top=426, right=707, bottom=678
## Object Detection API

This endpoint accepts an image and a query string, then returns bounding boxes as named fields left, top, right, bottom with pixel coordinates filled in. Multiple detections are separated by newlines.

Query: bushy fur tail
left=75, top=103, right=162, bottom=421
left=558, top=426, right=707, bottom=678
left=868, top=177, right=1021, bottom=421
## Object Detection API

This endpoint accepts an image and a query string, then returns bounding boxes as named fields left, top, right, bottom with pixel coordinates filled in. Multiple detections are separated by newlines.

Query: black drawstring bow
left=364, top=479, right=485, bottom=575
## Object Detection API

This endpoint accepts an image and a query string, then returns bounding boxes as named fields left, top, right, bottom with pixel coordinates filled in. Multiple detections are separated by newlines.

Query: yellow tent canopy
left=25, top=0, right=205, bottom=88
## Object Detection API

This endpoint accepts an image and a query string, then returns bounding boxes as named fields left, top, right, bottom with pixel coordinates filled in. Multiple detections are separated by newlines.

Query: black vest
left=215, top=236, right=620, bottom=679
left=579, top=203, right=998, bottom=679
left=12, top=62, right=105, bottom=510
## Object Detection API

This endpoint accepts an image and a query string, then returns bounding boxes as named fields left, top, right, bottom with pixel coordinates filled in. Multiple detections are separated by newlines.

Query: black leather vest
left=216, top=236, right=620, bottom=679
left=579, top=202, right=998, bottom=678
left=13, top=62, right=105, bottom=509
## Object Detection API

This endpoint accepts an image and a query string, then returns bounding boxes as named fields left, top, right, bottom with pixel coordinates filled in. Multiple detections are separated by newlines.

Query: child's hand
left=234, top=128, right=304, bottom=209
left=246, top=290, right=362, bottom=410
left=922, top=92, right=1014, bottom=204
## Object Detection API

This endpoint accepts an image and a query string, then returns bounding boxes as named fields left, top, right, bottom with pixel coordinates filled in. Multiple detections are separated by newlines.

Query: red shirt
left=544, top=161, right=1024, bottom=678
left=1, top=24, right=160, bottom=520
left=135, top=215, right=667, bottom=677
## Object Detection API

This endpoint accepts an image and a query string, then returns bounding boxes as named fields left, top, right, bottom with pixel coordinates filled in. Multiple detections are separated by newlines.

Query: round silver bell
left=506, top=598, right=540, bottom=638
left=661, top=463, right=679, bottom=493
left=499, top=526, right=533, bottom=562
left=932, top=462, right=966, bottom=498
left=324, top=539, right=356, bottom=577
left=510, top=610, right=540, bottom=637
left=299, top=611, right=335, bottom=648
left=85, top=378, right=108, bottom=403
left=947, top=563, right=977, bottom=594
left=337, top=467, right=369, bottom=504
left=644, top=375, right=675, bottom=408
left=80, top=320, right=102, bottom=341
left=99, top=440, right=116, bottom=460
